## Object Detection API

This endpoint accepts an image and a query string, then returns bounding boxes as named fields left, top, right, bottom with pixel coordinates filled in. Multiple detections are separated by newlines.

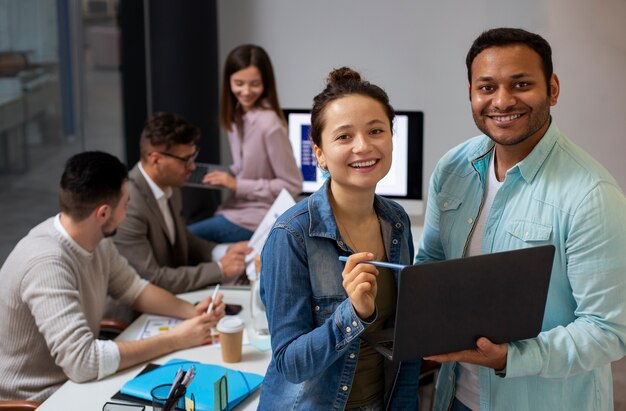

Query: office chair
left=99, top=318, right=130, bottom=340
left=0, top=400, right=41, bottom=410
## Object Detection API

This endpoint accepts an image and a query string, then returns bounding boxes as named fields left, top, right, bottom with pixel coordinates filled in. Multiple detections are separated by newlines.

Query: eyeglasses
left=155, top=149, right=199, bottom=167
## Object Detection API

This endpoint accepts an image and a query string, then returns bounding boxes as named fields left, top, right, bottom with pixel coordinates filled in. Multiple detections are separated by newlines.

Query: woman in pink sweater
left=188, top=44, right=302, bottom=243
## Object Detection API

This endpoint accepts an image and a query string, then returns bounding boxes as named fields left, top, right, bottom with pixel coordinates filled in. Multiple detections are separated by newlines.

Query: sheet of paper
left=138, top=315, right=183, bottom=339
left=245, top=188, right=296, bottom=280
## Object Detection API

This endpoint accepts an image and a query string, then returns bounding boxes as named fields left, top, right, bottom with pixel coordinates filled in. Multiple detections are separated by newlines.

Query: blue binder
left=120, top=359, right=263, bottom=410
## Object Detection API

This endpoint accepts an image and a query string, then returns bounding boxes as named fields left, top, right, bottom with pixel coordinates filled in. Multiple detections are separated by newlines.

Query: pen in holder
left=151, top=383, right=195, bottom=411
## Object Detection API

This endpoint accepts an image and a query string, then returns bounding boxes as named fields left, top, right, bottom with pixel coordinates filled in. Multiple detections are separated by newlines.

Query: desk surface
left=38, top=287, right=270, bottom=411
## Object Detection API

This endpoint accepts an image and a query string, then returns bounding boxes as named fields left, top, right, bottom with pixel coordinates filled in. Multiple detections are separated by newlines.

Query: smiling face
left=314, top=94, right=393, bottom=194
left=470, top=44, right=559, bottom=149
left=229, top=65, right=264, bottom=112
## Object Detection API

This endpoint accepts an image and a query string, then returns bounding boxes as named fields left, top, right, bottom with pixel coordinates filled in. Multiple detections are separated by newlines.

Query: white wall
left=217, top=0, right=626, bottom=206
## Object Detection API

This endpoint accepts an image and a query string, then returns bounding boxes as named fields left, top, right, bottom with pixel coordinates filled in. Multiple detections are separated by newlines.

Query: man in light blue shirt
left=416, top=27, right=626, bottom=411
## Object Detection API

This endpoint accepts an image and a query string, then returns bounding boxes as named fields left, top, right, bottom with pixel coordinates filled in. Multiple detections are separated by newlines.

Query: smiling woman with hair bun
left=258, top=67, right=421, bottom=410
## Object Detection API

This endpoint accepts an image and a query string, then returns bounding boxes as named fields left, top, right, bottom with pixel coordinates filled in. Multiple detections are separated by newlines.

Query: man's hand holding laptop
left=425, top=337, right=508, bottom=371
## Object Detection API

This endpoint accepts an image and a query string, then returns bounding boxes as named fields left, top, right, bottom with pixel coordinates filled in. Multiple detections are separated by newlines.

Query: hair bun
left=327, top=67, right=362, bottom=85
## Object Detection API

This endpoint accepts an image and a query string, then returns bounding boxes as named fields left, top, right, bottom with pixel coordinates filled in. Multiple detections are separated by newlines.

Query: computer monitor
left=284, top=109, right=423, bottom=201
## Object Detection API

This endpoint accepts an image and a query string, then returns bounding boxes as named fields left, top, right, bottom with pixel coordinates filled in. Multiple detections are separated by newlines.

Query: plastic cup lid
left=217, top=316, right=245, bottom=333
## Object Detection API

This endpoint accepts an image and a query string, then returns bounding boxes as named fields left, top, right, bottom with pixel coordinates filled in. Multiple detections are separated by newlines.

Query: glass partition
left=0, top=0, right=123, bottom=262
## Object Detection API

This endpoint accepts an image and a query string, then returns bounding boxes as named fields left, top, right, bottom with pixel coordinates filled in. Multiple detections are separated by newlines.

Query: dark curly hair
left=139, top=112, right=200, bottom=160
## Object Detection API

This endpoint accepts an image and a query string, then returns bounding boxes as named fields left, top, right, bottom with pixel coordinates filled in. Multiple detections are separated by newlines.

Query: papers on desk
left=120, top=358, right=263, bottom=411
left=138, top=315, right=252, bottom=347
left=139, top=315, right=182, bottom=339
left=245, top=189, right=296, bottom=281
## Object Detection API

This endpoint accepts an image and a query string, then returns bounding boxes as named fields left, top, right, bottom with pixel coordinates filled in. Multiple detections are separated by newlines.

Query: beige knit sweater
left=0, top=216, right=147, bottom=402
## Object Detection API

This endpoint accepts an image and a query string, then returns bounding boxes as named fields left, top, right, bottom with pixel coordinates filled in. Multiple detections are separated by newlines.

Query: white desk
left=38, top=287, right=271, bottom=411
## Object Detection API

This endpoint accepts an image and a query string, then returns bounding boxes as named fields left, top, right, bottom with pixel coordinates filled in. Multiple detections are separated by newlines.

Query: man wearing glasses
left=111, top=112, right=250, bottom=319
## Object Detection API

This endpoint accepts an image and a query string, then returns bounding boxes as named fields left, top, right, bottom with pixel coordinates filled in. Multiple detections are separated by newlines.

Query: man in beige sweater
left=0, top=151, right=224, bottom=402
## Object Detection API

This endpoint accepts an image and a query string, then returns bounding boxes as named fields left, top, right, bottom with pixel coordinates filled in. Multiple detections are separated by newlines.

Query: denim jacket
left=259, top=180, right=421, bottom=410
left=416, top=122, right=626, bottom=411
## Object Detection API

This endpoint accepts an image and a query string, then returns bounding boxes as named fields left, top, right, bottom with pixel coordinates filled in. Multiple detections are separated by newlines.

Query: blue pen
left=338, top=255, right=407, bottom=270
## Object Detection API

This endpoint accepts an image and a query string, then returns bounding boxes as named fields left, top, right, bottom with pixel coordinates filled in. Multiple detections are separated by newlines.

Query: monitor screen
left=284, top=109, right=423, bottom=200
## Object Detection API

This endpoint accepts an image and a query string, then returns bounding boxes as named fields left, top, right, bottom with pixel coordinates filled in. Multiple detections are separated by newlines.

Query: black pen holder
left=151, top=383, right=194, bottom=411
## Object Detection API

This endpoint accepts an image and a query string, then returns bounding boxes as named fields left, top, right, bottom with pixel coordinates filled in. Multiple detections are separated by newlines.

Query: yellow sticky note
left=185, top=396, right=195, bottom=411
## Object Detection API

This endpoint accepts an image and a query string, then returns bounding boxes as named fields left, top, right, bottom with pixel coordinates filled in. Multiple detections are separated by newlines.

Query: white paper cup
left=217, top=316, right=245, bottom=363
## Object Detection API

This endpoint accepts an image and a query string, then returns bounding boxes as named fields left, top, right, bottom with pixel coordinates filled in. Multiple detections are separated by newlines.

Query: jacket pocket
left=311, top=295, right=344, bottom=327
left=506, top=220, right=552, bottom=242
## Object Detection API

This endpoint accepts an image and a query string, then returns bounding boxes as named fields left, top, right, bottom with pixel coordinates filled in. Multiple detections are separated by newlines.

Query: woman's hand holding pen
left=202, top=170, right=237, bottom=191
left=342, top=252, right=378, bottom=320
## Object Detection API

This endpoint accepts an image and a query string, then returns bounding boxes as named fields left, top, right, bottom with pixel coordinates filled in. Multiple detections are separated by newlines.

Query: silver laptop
left=361, top=245, right=555, bottom=361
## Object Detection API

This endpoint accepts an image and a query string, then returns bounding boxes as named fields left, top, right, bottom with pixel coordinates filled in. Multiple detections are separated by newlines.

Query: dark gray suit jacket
left=113, top=164, right=223, bottom=294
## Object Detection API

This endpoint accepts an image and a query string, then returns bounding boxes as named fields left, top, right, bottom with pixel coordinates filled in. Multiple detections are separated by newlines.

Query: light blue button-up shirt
left=416, top=122, right=626, bottom=410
